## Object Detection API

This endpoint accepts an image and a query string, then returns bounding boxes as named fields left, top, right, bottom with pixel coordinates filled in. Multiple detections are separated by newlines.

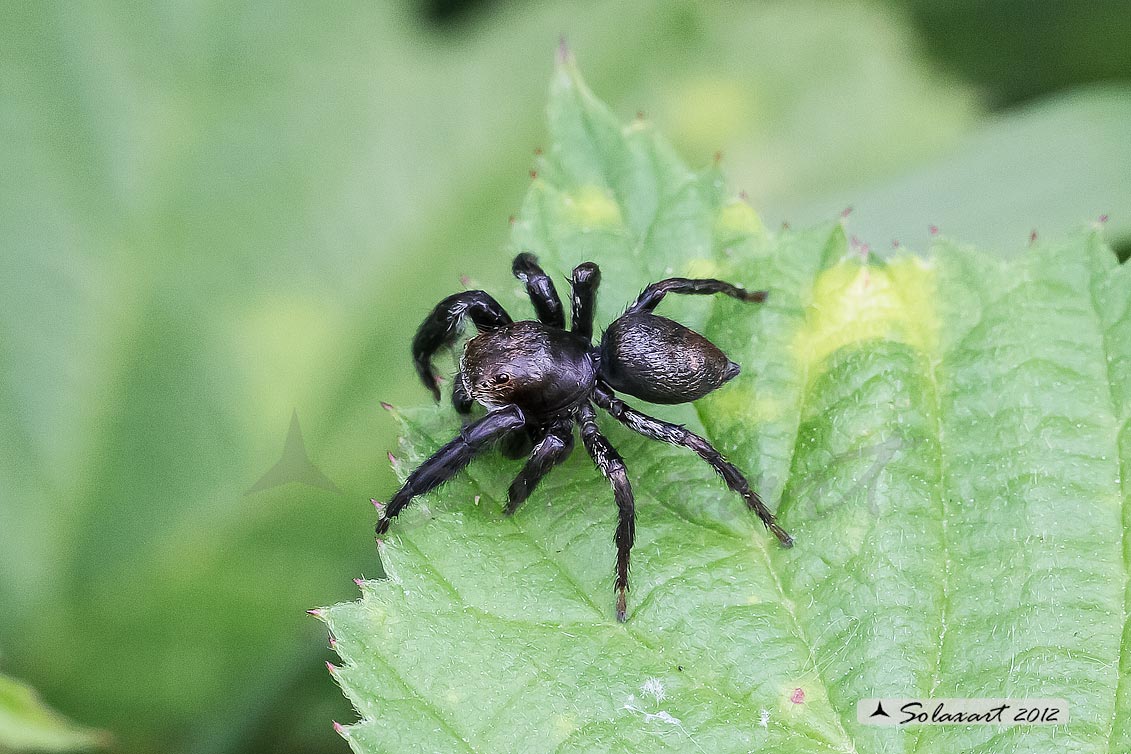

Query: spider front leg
left=512, top=252, right=565, bottom=328
left=506, top=421, right=574, bottom=515
left=593, top=386, right=793, bottom=547
left=578, top=403, right=635, bottom=622
left=626, top=276, right=766, bottom=315
left=451, top=371, right=473, bottom=415
left=412, top=291, right=513, bottom=401
left=375, top=405, right=527, bottom=537
left=569, top=262, right=600, bottom=340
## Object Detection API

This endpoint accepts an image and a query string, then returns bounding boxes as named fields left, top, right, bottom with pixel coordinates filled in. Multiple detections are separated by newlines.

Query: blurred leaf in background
left=0, top=672, right=108, bottom=753
left=1, top=1, right=1128, bottom=753
left=898, top=0, right=1131, bottom=106
left=767, top=84, right=1131, bottom=257
left=631, top=3, right=978, bottom=209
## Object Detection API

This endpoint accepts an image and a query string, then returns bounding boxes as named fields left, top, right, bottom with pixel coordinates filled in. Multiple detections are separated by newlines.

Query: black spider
left=375, top=252, right=793, bottom=621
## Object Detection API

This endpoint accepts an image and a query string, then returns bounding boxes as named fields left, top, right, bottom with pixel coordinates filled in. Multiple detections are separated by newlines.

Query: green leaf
left=321, top=59, right=1131, bottom=752
left=0, top=672, right=107, bottom=752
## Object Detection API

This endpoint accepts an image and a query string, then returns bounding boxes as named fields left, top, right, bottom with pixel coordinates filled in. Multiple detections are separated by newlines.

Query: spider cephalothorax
left=376, top=252, right=793, bottom=621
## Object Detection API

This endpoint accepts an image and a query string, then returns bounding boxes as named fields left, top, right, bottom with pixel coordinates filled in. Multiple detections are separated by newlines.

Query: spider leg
left=626, top=277, right=767, bottom=315
left=451, top=370, right=473, bottom=414
left=569, top=262, right=601, bottom=340
left=413, top=291, right=513, bottom=401
left=506, top=422, right=575, bottom=515
left=375, top=405, right=527, bottom=537
left=593, top=385, right=793, bottom=547
left=512, top=252, right=565, bottom=328
left=578, top=403, right=635, bottom=622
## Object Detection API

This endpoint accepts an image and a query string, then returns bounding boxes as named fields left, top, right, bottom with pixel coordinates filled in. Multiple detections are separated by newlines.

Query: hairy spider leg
left=412, top=291, right=513, bottom=401
left=593, top=385, right=793, bottom=547
left=512, top=252, right=566, bottom=328
left=626, top=277, right=767, bottom=315
left=375, top=405, right=527, bottom=537
left=569, top=262, right=601, bottom=340
left=451, top=370, right=473, bottom=414
left=505, top=421, right=575, bottom=515
left=578, top=403, right=635, bottom=622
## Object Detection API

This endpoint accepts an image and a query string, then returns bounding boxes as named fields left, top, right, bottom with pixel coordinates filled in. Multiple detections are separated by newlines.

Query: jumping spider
left=375, top=252, right=793, bottom=621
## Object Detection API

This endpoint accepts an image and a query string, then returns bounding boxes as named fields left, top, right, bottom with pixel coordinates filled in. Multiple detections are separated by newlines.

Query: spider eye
left=492, top=373, right=511, bottom=385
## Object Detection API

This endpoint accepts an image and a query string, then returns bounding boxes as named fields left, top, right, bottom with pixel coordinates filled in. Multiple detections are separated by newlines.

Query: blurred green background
left=1, top=1, right=1128, bottom=753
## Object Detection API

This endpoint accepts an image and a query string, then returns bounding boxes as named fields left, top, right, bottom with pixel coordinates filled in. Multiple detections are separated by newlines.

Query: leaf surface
left=0, top=673, right=107, bottom=752
left=322, top=59, right=1131, bottom=753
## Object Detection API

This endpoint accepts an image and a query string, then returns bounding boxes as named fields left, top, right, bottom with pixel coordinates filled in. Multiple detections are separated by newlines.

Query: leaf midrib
left=710, top=231, right=861, bottom=754
left=907, top=263, right=953, bottom=754
left=1087, top=248, right=1131, bottom=753
left=738, top=348, right=861, bottom=754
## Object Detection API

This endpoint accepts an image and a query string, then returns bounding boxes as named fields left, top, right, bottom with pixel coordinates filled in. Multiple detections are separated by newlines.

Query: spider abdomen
left=599, top=312, right=739, bottom=405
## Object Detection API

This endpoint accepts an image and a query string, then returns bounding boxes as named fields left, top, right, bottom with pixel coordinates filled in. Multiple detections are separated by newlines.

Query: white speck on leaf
left=624, top=694, right=704, bottom=753
left=642, top=677, right=666, bottom=701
